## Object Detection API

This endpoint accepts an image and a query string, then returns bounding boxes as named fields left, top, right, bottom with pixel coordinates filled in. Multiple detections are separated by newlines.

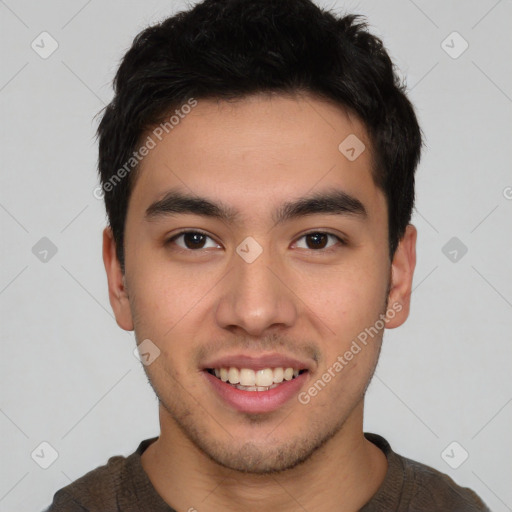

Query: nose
left=214, top=242, right=298, bottom=337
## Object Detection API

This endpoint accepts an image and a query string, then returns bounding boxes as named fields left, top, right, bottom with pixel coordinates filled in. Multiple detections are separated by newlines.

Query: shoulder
left=399, top=454, right=490, bottom=512
left=363, top=433, right=490, bottom=512
left=44, top=438, right=158, bottom=512
left=45, top=454, right=131, bottom=511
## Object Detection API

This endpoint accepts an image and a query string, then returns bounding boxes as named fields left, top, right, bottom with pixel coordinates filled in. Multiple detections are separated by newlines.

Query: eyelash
left=165, top=230, right=346, bottom=253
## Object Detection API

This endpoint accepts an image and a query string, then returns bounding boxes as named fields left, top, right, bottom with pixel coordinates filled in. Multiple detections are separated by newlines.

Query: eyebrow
left=145, top=187, right=367, bottom=225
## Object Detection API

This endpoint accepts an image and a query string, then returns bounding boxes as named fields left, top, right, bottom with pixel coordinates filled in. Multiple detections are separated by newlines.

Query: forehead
left=128, top=93, right=385, bottom=223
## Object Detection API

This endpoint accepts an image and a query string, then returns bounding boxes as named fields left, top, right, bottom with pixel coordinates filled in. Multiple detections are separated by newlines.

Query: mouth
left=205, top=367, right=308, bottom=391
left=202, top=365, right=310, bottom=414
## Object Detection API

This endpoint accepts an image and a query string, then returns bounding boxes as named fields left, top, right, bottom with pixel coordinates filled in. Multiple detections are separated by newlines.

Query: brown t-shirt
left=44, top=433, right=490, bottom=511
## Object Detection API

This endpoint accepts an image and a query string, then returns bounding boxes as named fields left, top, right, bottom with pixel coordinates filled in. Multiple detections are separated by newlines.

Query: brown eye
left=167, top=231, right=220, bottom=251
left=306, top=233, right=328, bottom=249
left=182, top=232, right=207, bottom=249
left=295, top=232, right=344, bottom=251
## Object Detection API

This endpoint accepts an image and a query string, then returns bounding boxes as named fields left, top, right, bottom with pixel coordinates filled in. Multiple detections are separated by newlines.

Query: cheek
left=128, top=274, right=201, bottom=382
left=127, top=256, right=223, bottom=371
left=299, top=345, right=380, bottom=415
left=129, top=253, right=217, bottom=324
left=295, top=262, right=387, bottom=337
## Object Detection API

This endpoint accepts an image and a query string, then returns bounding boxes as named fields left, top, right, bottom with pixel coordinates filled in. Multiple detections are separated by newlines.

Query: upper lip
left=201, top=353, right=313, bottom=372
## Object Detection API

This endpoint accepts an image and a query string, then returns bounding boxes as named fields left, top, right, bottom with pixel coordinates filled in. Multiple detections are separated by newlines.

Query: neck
left=141, top=400, right=388, bottom=512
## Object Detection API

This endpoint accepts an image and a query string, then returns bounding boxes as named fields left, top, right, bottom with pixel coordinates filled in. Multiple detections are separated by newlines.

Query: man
left=46, top=0, right=490, bottom=510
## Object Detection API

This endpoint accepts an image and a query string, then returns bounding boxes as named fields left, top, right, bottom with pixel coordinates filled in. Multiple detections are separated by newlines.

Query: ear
left=385, top=224, right=417, bottom=329
left=102, top=227, right=134, bottom=331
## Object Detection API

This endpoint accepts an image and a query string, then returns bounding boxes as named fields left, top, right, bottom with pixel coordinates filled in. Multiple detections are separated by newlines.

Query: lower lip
left=203, top=370, right=308, bottom=414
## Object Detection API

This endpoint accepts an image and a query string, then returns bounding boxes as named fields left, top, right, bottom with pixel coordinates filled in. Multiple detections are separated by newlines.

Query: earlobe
left=385, top=224, right=417, bottom=329
left=102, top=227, right=134, bottom=331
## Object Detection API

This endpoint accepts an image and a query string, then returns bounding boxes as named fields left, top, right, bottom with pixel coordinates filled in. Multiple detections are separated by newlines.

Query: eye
left=294, top=232, right=345, bottom=251
left=166, top=230, right=221, bottom=251
left=165, top=230, right=345, bottom=253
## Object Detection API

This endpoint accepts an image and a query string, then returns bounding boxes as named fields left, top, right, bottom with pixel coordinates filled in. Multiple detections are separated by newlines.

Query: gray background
left=1, top=0, right=511, bottom=510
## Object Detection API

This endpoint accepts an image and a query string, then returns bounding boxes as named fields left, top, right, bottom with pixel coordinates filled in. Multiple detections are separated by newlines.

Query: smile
left=207, top=367, right=307, bottom=391
left=203, top=367, right=310, bottom=414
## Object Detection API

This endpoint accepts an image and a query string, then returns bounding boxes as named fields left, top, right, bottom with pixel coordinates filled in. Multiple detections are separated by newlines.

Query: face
left=103, top=93, right=416, bottom=474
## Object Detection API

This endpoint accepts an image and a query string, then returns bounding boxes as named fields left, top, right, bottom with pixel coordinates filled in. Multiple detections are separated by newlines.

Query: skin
left=103, top=93, right=417, bottom=512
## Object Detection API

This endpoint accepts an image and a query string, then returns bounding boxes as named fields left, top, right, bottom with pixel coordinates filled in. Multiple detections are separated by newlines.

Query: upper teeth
left=213, top=367, right=300, bottom=386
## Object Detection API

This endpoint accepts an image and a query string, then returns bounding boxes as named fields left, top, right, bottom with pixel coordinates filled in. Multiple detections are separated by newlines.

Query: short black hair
left=97, top=0, right=422, bottom=272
